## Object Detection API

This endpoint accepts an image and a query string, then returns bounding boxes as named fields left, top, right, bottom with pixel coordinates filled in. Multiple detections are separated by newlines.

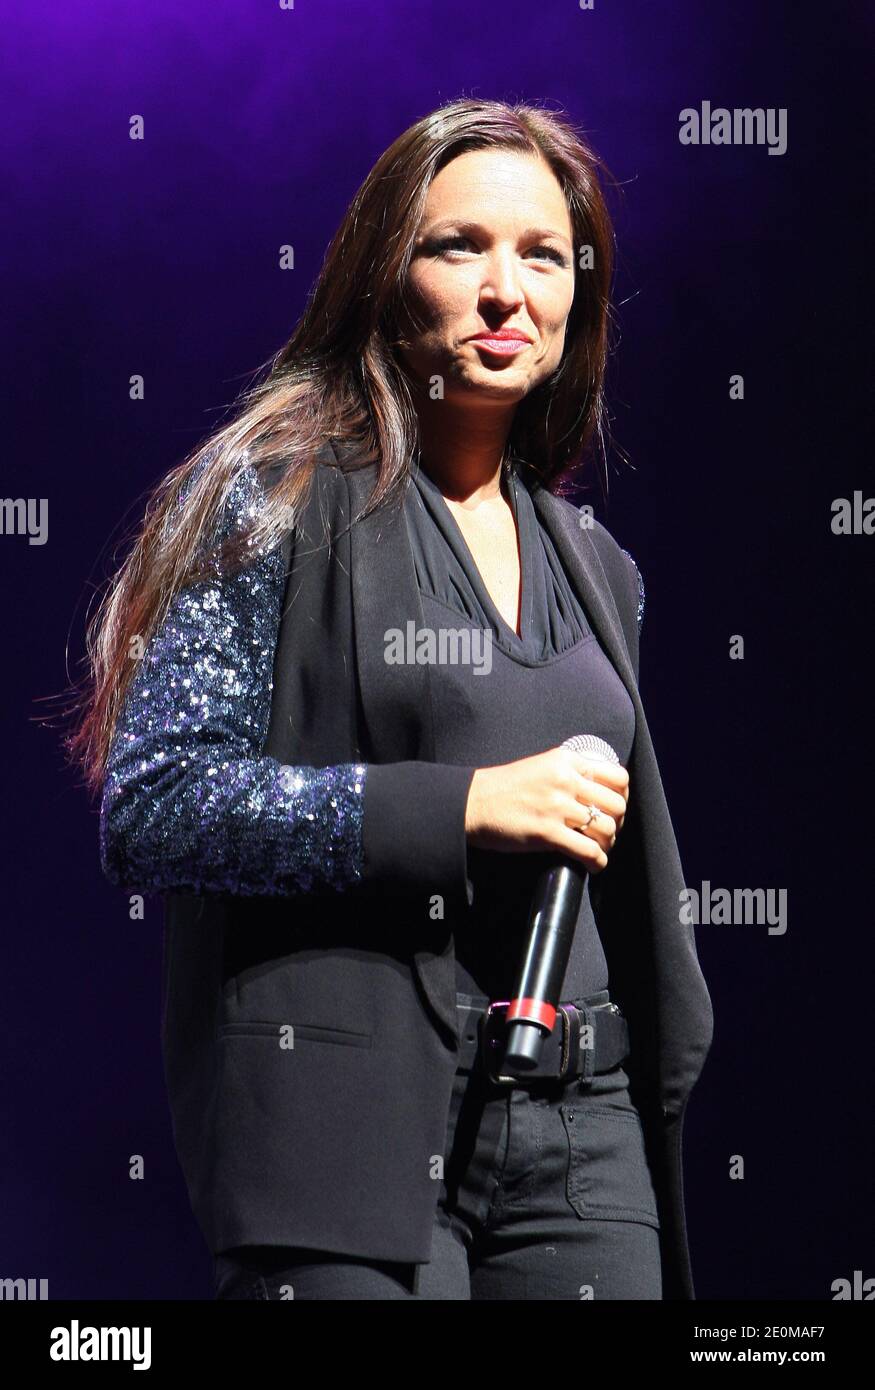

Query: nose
left=478, top=247, right=524, bottom=314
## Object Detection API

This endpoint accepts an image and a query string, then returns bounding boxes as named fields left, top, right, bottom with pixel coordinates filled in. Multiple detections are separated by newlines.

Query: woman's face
left=396, top=147, right=576, bottom=408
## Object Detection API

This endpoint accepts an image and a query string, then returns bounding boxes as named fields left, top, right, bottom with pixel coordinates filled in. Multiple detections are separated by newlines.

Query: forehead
left=423, top=148, right=571, bottom=230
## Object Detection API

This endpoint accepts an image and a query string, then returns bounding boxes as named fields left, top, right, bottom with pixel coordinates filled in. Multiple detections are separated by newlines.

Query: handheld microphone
left=500, top=733, right=620, bottom=1075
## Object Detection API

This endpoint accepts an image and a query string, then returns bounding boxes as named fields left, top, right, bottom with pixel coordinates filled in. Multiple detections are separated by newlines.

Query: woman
left=70, top=98, right=713, bottom=1300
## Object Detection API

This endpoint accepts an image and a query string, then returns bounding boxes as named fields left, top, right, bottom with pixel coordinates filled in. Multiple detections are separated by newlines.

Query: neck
left=412, top=395, right=516, bottom=504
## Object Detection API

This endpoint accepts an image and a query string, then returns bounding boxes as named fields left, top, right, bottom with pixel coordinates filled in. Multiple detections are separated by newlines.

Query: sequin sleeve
left=620, top=548, right=645, bottom=636
left=99, top=460, right=366, bottom=897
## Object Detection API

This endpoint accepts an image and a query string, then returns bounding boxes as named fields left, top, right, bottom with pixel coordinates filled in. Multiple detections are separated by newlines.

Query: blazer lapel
left=529, top=482, right=639, bottom=703
left=346, top=467, right=437, bottom=763
left=346, top=465, right=460, bottom=1042
left=532, top=481, right=713, bottom=1113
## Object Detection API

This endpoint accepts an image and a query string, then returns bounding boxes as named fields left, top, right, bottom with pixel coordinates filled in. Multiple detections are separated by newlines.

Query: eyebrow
left=418, top=218, right=573, bottom=249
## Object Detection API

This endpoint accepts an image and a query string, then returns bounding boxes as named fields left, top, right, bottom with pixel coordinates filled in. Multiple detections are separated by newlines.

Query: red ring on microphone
left=506, top=998, right=557, bottom=1031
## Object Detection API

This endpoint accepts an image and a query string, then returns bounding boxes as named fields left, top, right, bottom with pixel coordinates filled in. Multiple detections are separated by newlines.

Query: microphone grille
left=562, top=733, right=620, bottom=764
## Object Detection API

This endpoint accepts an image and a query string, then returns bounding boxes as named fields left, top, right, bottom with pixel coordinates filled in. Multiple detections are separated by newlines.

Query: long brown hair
left=63, top=96, right=620, bottom=797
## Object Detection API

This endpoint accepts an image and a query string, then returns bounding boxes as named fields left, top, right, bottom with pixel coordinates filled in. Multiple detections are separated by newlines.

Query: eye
left=527, top=244, right=570, bottom=268
left=429, top=234, right=475, bottom=256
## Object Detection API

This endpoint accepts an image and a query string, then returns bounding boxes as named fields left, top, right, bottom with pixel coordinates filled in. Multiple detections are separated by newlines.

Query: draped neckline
left=405, top=457, right=592, bottom=666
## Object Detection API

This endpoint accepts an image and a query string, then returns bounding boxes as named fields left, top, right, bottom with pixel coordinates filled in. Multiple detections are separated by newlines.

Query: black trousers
left=213, top=993, right=663, bottom=1300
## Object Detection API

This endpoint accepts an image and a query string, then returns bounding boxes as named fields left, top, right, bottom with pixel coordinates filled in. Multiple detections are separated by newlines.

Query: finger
left=557, top=795, right=616, bottom=851
left=572, top=776, right=627, bottom=822
left=550, top=823, right=610, bottom=871
left=568, top=753, right=630, bottom=794
left=565, top=805, right=616, bottom=850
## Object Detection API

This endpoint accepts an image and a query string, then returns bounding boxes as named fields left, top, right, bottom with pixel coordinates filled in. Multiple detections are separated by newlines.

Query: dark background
left=2, top=0, right=871, bottom=1298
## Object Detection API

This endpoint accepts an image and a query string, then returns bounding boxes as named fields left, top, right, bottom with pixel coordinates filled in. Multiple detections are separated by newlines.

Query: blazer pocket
left=216, top=1021, right=372, bottom=1048
left=559, top=1101, right=660, bottom=1228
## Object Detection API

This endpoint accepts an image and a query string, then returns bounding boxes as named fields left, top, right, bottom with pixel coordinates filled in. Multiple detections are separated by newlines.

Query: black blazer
left=151, top=439, right=713, bottom=1298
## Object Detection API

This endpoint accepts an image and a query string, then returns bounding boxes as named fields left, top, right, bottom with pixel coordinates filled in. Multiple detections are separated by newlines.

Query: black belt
left=455, top=990, right=630, bottom=1088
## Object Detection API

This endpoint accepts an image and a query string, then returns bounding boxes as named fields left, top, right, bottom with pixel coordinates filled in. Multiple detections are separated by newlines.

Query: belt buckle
left=482, top=1000, right=571, bottom=1086
left=557, top=1002, right=578, bottom=1081
left=481, top=1001, right=519, bottom=1087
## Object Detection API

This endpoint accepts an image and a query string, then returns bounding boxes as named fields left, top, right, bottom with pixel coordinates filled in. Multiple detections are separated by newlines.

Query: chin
left=454, top=371, right=531, bottom=402
left=470, top=364, right=537, bottom=392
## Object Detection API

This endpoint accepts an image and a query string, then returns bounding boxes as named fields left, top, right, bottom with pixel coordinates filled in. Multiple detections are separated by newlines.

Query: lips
left=469, top=334, right=531, bottom=356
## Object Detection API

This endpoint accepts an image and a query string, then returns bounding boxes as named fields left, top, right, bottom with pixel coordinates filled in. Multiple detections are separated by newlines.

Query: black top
left=403, top=458, right=636, bottom=1002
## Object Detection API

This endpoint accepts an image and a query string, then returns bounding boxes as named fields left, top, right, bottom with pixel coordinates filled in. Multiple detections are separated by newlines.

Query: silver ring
left=579, top=803, right=600, bottom=831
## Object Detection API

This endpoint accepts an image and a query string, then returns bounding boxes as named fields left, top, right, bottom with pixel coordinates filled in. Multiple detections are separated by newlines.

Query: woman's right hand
left=464, top=746, right=629, bottom=872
